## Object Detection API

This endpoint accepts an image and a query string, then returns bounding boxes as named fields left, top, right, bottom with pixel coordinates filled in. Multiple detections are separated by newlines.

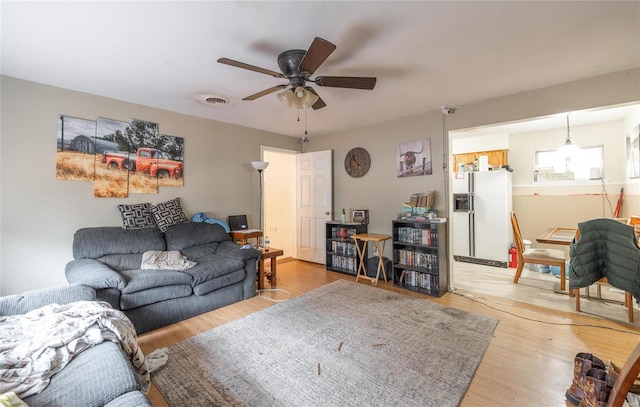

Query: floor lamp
left=251, top=161, right=269, bottom=244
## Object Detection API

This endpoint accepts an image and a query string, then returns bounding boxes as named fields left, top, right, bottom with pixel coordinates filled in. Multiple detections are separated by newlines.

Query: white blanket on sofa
left=0, top=301, right=154, bottom=398
left=141, top=250, right=195, bottom=271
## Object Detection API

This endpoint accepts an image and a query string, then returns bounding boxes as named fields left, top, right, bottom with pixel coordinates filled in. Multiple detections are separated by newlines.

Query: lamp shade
left=277, top=87, right=319, bottom=109
left=277, top=89, right=295, bottom=108
left=558, top=139, right=580, bottom=157
left=251, top=161, right=269, bottom=171
left=557, top=115, right=580, bottom=157
left=300, top=87, right=319, bottom=107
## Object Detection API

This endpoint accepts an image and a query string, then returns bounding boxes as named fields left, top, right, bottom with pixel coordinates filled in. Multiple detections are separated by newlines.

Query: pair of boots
left=580, top=368, right=615, bottom=407
left=566, top=352, right=614, bottom=406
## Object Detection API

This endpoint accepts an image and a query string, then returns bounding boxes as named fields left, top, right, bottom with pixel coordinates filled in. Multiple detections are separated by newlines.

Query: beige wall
left=309, top=111, right=448, bottom=244
left=509, top=119, right=637, bottom=249
left=0, top=76, right=299, bottom=295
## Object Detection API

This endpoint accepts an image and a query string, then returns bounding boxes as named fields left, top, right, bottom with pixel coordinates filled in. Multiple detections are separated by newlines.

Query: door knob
left=325, top=211, right=330, bottom=215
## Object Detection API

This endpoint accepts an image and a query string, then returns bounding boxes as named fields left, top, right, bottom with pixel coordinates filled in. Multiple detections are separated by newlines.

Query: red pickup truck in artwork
left=102, top=148, right=183, bottom=178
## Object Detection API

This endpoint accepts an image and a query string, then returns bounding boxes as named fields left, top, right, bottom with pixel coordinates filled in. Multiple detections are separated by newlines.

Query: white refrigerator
left=452, top=170, right=513, bottom=267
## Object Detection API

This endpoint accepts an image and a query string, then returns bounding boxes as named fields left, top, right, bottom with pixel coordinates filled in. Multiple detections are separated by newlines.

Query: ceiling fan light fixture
left=278, top=86, right=318, bottom=109
left=218, top=37, right=377, bottom=112
left=303, top=88, right=319, bottom=107
left=295, top=86, right=313, bottom=108
left=277, top=89, right=295, bottom=107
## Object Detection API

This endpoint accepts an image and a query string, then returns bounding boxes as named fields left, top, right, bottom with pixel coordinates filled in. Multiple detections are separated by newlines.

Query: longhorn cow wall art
left=396, top=138, right=432, bottom=177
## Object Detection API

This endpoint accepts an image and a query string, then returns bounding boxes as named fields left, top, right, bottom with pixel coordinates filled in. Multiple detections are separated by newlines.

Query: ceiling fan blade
left=217, top=57, right=284, bottom=78
left=306, top=87, right=326, bottom=110
left=298, top=37, right=337, bottom=75
left=242, top=85, right=287, bottom=101
left=315, top=76, right=377, bottom=90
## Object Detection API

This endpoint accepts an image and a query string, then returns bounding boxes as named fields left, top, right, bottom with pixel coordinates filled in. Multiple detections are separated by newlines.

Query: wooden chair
left=511, top=212, right=568, bottom=290
left=572, top=228, right=635, bottom=323
left=574, top=284, right=634, bottom=323
left=607, top=342, right=640, bottom=407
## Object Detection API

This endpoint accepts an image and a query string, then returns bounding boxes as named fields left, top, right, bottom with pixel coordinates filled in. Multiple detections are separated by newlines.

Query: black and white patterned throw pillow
left=150, top=198, right=189, bottom=232
left=117, top=203, right=156, bottom=229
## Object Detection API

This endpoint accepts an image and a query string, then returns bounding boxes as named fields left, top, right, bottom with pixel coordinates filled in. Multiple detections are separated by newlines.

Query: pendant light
left=558, top=115, right=580, bottom=156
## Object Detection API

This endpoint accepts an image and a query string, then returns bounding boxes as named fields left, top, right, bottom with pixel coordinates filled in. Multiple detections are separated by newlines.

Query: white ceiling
left=2, top=1, right=639, bottom=138
left=451, top=103, right=640, bottom=139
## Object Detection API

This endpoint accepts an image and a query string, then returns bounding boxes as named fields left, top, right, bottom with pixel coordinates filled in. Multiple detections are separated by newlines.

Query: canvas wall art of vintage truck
left=56, top=115, right=184, bottom=198
left=102, top=148, right=183, bottom=178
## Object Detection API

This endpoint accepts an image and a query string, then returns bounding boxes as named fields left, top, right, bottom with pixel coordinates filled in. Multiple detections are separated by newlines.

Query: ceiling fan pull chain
left=305, top=106, right=308, bottom=135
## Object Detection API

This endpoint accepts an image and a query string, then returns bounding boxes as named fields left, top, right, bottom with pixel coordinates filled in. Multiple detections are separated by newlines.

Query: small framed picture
left=397, top=138, right=432, bottom=177
left=352, top=209, right=369, bottom=224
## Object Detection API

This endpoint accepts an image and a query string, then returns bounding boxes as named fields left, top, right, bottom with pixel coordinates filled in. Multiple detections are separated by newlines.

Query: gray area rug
left=153, top=280, right=498, bottom=406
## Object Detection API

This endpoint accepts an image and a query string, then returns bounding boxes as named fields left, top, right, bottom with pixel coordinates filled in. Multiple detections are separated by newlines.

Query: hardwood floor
left=453, top=260, right=634, bottom=323
left=138, top=260, right=640, bottom=407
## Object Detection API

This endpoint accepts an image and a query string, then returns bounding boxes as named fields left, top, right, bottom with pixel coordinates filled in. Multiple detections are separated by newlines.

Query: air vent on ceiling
left=202, top=95, right=230, bottom=106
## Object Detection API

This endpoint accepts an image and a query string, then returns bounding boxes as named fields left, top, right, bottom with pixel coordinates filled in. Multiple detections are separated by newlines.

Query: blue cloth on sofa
left=191, top=212, right=230, bottom=232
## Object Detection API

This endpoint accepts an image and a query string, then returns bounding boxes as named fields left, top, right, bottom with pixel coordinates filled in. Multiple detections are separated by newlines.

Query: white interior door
left=296, top=150, right=332, bottom=263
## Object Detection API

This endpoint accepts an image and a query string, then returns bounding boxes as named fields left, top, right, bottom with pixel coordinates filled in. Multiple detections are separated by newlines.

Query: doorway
left=448, top=103, right=640, bottom=316
left=263, top=147, right=297, bottom=261
left=262, top=147, right=334, bottom=264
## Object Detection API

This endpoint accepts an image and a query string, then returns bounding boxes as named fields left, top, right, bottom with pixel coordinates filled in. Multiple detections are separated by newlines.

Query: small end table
left=351, top=233, right=392, bottom=286
left=258, top=247, right=284, bottom=290
left=231, top=230, right=263, bottom=246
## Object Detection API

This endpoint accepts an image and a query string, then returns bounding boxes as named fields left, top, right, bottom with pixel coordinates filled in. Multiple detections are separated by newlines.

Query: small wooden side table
left=230, top=229, right=263, bottom=245
left=352, top=233, right=392, bottom=286
left=258, top=247, right=284, bottom=290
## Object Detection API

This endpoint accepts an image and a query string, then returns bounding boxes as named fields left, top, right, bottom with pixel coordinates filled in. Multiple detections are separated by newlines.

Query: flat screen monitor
left=227, top=215, right=248, bottom=231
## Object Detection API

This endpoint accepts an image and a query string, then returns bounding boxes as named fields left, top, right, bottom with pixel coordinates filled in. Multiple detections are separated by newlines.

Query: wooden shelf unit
left=325, top=221, right=367, bottom=276
left=392, top=219, right=448, bottom=297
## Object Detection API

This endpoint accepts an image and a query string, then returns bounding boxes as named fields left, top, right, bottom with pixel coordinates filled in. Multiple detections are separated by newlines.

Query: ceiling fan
left=217, top=37, right=377, bottom=110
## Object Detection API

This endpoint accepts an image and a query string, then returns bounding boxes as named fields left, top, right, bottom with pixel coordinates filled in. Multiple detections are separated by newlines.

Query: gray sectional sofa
left=65, top=221, right=260, bottom=334
left=0, top=285, right=152, bottom=407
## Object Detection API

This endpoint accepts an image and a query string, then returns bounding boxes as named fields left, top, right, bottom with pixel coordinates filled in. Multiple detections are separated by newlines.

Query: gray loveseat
left=66, top=222, right=260, bottom=334
left=0, top=285, right=151, bottom=407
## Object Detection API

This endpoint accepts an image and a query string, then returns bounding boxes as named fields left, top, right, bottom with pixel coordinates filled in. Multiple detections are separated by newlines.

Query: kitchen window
left=534, top=145, right=604, bottom=182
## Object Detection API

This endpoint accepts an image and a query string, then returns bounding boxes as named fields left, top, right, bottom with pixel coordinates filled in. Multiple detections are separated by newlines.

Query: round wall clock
left=344, top=147, right=371, bottom=178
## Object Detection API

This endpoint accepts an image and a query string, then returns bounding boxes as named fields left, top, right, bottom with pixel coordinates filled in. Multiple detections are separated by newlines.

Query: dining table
left=535, top=227, right=577, bottom=246
left=535, top=227, right=577, bottom=296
